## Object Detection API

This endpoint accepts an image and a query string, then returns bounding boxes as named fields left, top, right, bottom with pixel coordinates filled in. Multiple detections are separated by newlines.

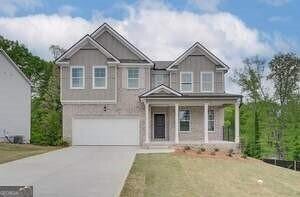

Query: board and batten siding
left=61, top=49, right=116, bottom=101
left=170, top=48, right=225, bottom=93
left=95, top=31, right=140, bottom=60
left=151, top=70, right=170, bottom=88
left=0, top=52, right=31, bottom=142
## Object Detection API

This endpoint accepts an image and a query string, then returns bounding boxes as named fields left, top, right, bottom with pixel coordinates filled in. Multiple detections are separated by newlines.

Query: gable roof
left=139, top=84, right=182, bottom=97
left=55, top=34, right=120, bottom=64
left=154, top=61, right=173, bottom=70
left=0, top=49, right=32, bottom=86
left=91, top=23, right=153, bottom=65
left=166, top=42, right=229, bottom=71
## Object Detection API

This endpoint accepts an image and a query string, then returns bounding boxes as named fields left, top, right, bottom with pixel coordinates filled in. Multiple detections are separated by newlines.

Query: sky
left=0, top=0, right=299, bottom=93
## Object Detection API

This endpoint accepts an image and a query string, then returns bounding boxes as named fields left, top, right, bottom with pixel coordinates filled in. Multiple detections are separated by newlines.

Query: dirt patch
left=173, top=148, right=248, bottom=161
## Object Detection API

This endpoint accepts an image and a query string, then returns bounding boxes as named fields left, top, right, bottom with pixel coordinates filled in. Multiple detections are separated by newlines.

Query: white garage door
left=72, top=118, right=139, bottom=145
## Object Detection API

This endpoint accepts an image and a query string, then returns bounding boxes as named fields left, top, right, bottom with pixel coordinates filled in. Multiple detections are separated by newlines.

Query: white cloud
left=58, top=5, right=76, bottom=16
left=260, top=0, right=291, bottom=6
left=0, top=0, right=295, bottom=93
left=0, top=0, right=41, bottom=16
left=189, top=0, right=225, bottom=12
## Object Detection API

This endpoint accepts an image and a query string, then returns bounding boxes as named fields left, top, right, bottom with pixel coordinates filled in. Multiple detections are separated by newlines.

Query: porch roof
left=140, top=92, right=242, bottom=99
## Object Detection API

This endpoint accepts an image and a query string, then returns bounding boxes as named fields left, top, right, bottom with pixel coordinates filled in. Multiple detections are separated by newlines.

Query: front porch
left=141, top=96, right=241, bottom=150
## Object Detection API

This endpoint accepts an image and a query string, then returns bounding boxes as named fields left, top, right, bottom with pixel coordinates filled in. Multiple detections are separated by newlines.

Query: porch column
left=235, top=101, right=240, bottom=143
left=145, top=103, right=150, bottom=144
left=175, top=103, right=179, bottom=144
left=204, top=103, right=208, bottom=143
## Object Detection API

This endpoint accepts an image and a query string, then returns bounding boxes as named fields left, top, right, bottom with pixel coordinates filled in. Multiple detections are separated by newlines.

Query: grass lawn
left=121, top=153, right=300, bottom=197
left=0, top=143, right=62, bottom=164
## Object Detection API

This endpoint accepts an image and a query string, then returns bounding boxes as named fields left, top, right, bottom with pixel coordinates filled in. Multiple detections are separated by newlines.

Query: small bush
left=196, top=149, right=202, bottom=154
left=226, top=149, right=234, bottom=157
left=214, top=148, right=219, bottom=152
left=241, top=154, right=247, bottom=159
left=200, top=147, right=206, bottom=152
left=61, top=141, right=69, bottom=147
left=184, top=146, right=191, bottom=151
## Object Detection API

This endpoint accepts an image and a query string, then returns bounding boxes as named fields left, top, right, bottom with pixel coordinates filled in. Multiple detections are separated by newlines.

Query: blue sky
left=0, top=0, right=298, bottom=61
left=0, top=0, right=297, bottom=93
left=3, top=0, right=298, bottom=47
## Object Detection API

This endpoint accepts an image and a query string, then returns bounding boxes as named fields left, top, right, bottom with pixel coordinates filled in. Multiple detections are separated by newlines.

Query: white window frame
left=127, top=68, right=139, bottom=89
left=92, top=65, right=107, bottom=89
left=70, top=65, right=85, bottom=89
left=180, top=72, right=193, bottom=93
left=201, top=71, right=214, bottom=92
left=179, top=109, right=191, bottom=132
left=208, top=108, right=215, bottom=132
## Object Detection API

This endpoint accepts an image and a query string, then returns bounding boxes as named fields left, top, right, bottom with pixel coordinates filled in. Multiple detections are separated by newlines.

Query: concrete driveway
left=0, top=146, right=138, bottom=197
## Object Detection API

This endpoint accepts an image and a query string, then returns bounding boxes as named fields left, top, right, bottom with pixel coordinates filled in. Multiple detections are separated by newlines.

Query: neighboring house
left=56, top=23, right=242, bottom=149
left=0, top=49, right=31, bottom=143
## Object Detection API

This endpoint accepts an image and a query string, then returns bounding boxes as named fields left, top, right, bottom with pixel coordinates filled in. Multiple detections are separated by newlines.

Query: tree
left=232, top=56, right=267, bottom=158
left=268, top=53, right=300, bottom=105
left=267, top=53, right=300, bottom=159
left=49, top=45, right=65, bottom=60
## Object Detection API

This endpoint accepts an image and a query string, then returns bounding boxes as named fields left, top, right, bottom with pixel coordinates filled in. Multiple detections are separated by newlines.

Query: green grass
left=121, top=153, right=300, bottom=197
left=0, top=143, right=62, bottom=164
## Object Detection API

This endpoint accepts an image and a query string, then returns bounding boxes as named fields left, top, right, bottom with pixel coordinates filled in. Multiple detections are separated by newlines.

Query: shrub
left=196, top=149, right=202, bottom=154
left=200, top=147, right=206, bottom=152
left=241, top=154, right=247, bottom=159
left=226, top=149, right=234, bottom=157
left=184, top=146, right=191, bottom=151
left=214, top=148, right=219, bottom=152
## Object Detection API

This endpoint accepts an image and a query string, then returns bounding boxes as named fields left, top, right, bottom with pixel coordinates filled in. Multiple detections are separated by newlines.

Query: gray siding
left=61, top=49, right=116, bottom=101
left=0, top=53, right=31, bottom=142
left=150, top=106, right=224, bottom=142
left=170, top=48, right=225, bottom=93
left=62, top=66, right=151, bottom=143
left=95, top=31, right=140, bottom=60
left=151, top=70, right=170, bottom=88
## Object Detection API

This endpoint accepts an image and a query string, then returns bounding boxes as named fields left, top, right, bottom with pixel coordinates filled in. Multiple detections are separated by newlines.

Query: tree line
left=227, top=54, right=300, bottom=160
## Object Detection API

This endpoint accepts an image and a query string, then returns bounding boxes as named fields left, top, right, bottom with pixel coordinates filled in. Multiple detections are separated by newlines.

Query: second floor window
left=127, top=68, right=139, bottom=89
left=93, top=66, right=107, bottom=89
left=153, top=74, right=164, bottom=87
left=180, top=72, right=193, bottom=92
left=201, top=72, right=214, bottom=92
left=71, top=66, right=84, bottom=89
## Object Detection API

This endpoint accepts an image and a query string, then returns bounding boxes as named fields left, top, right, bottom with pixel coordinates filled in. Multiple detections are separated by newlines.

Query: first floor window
left=201, top=72, right=214, bottom=92
left=180, top=72, right=193, bottom=92
left=93, top=66, right=107, bottom=89
left=127, top=68, right=139, bottom=89
left=208, top=109, right=215, bottom=132
left=179, top=109, right=190, bottom=131
left=71, top=66, right=84, bottom=89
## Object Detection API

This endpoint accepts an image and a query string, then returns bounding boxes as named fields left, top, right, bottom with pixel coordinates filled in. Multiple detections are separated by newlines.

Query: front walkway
left=0, top=146, right=138, bottom=197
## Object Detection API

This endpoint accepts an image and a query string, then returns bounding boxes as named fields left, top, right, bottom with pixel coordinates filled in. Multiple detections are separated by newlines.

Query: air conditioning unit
left=13, top=135, right=24, bottom=144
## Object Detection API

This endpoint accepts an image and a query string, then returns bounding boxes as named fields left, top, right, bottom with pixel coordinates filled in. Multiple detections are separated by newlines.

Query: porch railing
left=223, top=126, right=235, bottom=142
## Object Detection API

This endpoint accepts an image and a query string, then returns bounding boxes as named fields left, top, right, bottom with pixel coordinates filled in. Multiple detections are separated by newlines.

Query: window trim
left=180, top=72, right=193, bottom=93
left=208, top=108, right=215, bottom=132
left=70, top=65, right=85, bottom=89
left=179, top=109, right=191, bottom=132
left=92, top=65, right=107, bottom=89
left=127, top=68, right=140, bottom=89
left=201, top=71, right=214, bottom=93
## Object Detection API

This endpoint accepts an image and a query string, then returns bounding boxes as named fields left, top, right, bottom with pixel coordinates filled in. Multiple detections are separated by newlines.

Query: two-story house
left=56, top=23, right=242, bottom=149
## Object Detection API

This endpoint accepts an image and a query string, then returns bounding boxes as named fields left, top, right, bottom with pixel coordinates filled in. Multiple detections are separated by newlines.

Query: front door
left=154, top=114, right=165, bottom=139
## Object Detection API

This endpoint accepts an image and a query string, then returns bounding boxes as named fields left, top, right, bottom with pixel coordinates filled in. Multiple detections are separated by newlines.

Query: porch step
left=147, top=145, right=171, bottom=149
